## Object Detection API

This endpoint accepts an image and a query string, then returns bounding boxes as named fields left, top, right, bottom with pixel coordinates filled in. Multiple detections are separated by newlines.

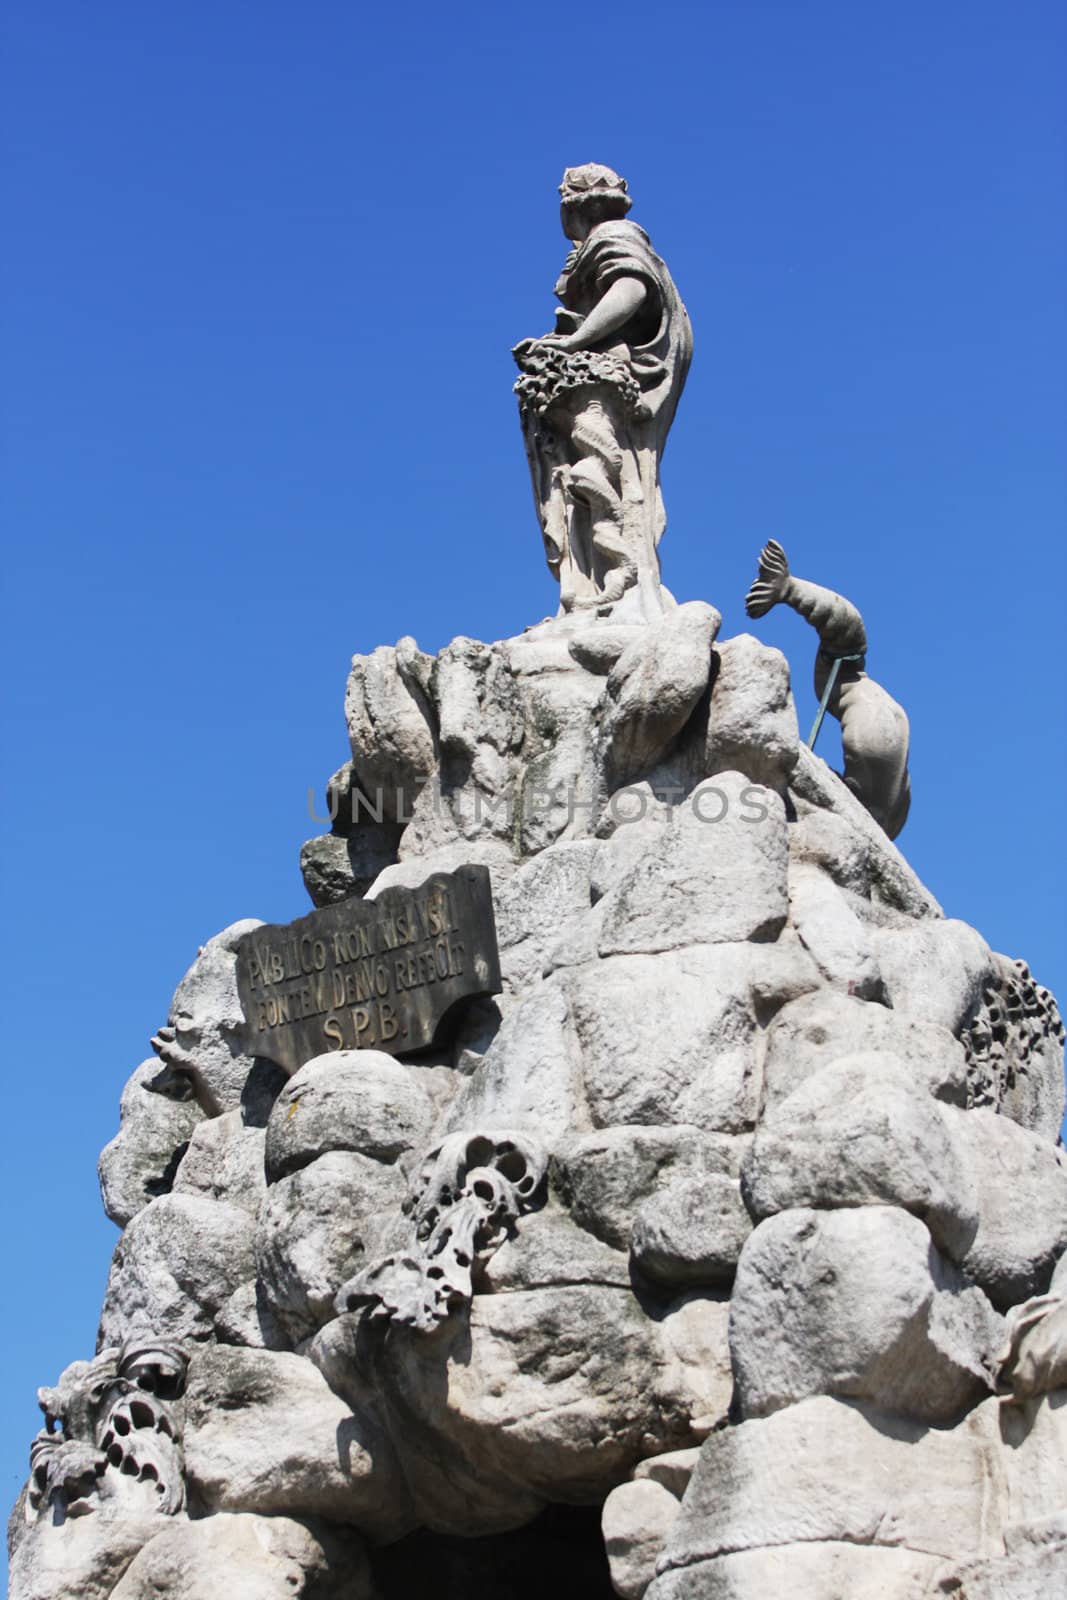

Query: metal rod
left=807, top=652, right=865, bottom=750
left=807, top=658, right=842, bottom=749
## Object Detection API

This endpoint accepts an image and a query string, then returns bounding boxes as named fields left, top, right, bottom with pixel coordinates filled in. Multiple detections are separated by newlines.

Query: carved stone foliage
left=27, top=1338, right=188, bottom=1525
left=335, top=1131, right=546, bottom=1333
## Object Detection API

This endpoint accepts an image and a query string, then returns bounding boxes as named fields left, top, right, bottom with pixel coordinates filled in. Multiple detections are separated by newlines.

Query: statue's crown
left=559, top=163, right=632, bottom=212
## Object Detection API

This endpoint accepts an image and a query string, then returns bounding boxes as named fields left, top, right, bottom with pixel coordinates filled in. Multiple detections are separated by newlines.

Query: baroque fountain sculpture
left=10, top=164, right=1067, bottom=1600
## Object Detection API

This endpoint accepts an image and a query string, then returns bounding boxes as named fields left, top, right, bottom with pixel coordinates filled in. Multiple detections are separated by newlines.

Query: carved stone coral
left=335, top=1131, right=546, bottom=1333
left=962, top=955, right=1066, bottom=1115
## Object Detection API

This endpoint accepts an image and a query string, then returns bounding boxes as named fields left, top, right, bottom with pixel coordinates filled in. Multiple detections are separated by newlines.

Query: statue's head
left=559, top=163, right=632, bottom=242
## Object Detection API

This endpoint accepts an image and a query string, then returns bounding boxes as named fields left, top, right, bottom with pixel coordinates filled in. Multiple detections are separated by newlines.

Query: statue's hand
left=514, top=333, right=579, bottom=357
left=512, top=333, right=584, bottom=373
left=151, top=1024, right=197, bottom=1074
left=541, top=332, right=581, bottom=353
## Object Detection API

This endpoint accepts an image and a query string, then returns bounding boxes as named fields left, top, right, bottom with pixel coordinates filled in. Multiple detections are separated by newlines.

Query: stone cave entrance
left=368, top=1504, right=616, bottom=1598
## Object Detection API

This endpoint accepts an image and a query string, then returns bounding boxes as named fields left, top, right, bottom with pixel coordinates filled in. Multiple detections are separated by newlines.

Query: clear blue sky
left=2, top=0, right=1064, bottom=1554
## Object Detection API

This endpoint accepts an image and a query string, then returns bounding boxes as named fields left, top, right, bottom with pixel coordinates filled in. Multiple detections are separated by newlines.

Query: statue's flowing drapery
left=514, top=217, right=691, bottom=616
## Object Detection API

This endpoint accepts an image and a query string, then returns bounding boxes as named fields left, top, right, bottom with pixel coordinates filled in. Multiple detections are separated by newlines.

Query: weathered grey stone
left=109, top=1513, right=376, bottom=1600
left=591, top=783, right=677, bottom=879
left=571, top=949, right=758, bottom=1131
left=760, top=987, right=968, bottom=1111
left=151, top=920, right=264, bottom=1116
left=949, top=1106, right=1067, bottom=1308
left=566, top=940, right=818, bottom=1133
left=7, top=1515, right=161, bottom=1600
left=516, top=715, right=598, bottom=857
left=600, top=601, right=720, bottom=789
left=551, top=1125, right=746, bottom=1250
left=597, top=774, right=788, bottom=955
left=435, top=636, right=521, bottom=763
left=256, top=1149, right=406, bottom=1344
left=211, top=1279, right=288, bottom=1350
left=567, top=621, right=644, bottom=674
left=648, top=1406, right=1067, bottom=1597
left=443, top=976, right=586, bottom=1141
left=98, top=1059, right=205, bottom=1227
left=388, top=1285, right=730, bottom=1504
left=787, top=800, right=934, bottom=929
left=742, top=1055, right=979, bottom=1261
left=932, top=1540, right=1067, bottom=1600
left=344, top=638, right=436, bottom=823
left=996, top=1250, right=1067, bottom=1403
left=651, top=1394, right=1005, bottom=1581
left=98, top=1193, right=255, bottom=1348
left=872, top=918, right=996, bottom=1033
left=633, top=1447, right=701, bottom=1497
left=648, top=1544, right=945, bottom=1598
left=994, top=1393, right=1067, bottom=1541
left=787, top=860, right=885, bottom=999
left=631, top=1174, right=752, bottom=1287
left=299, top=824, right=401, bottom=908
left=788, top=797, right=874, bottom=886
left=704, top=633, right=799, bottom=792
left=264, top=1050, right=443, bottom=1182
left=603, top=1477, right=683, bottom=1600
left=171, top=1111, right=266, bottom=1215
left=492, top=837, right=598, bottom=993
left=648, top=1392, right=1067, bottom=1598
left=182, top=1345, right=411, bottom=1541
left=788, top=742, right=942, bottom=919
left=373, top=635, right=532, bottom=857
left=369, top=835, right=516, bottom=895
left=482, top=1203, right=633, bottom=1291
left=729, top=1207, right=1000, bottom=1424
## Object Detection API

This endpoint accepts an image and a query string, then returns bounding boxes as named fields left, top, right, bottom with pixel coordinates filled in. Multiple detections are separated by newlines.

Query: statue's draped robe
left=554, top=219, right=692, bottom=460
left=517, top=219, right=691, bottom=614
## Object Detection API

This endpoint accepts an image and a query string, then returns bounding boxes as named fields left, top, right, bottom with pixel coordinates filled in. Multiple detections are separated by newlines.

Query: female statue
left=513, top=164, right=692, bottom=618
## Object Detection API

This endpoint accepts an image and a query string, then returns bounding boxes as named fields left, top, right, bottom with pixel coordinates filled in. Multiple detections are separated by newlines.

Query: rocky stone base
left=12, top=602, right=1066, bottom=1599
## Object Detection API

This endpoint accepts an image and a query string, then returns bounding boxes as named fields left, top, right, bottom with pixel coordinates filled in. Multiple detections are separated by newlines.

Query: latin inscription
left=234, top=867, right=500, bottom=1072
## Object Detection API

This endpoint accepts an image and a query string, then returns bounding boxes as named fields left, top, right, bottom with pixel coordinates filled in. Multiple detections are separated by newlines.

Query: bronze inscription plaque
left=234, top=866, right=500, bottom=1074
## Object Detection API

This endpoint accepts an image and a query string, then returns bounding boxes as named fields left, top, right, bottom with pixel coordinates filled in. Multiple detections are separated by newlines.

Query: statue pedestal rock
left=12, top=167, right=1067, bottom=1600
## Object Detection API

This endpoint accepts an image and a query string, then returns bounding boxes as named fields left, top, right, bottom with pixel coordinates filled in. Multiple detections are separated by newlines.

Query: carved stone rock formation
left=14, top=587, right=1065, bottom=1600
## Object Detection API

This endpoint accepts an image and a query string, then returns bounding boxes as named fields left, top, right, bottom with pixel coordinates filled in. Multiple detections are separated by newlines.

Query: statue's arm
left=544, top=275, right=648, bottom=352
